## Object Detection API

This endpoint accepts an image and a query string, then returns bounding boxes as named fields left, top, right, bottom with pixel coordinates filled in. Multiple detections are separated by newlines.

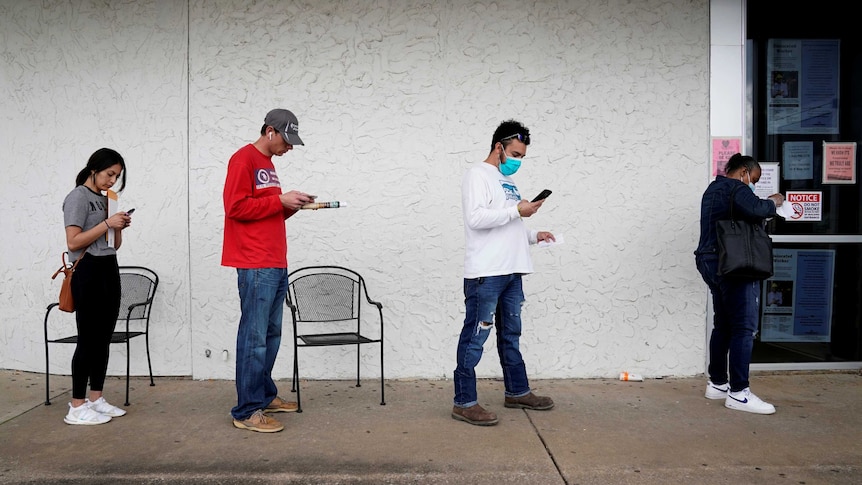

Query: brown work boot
left=504, top=392, right=554, bottom=410
left=233, top=409, right=284, bottom=433
left=451, top=404, right=499, bottom=426
left=265, top=396, right=298, bottom=413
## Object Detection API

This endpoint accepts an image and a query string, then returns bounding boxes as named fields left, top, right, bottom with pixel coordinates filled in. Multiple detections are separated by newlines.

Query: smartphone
left=531, top=189, right=552, bottom=202
left=126, top=208, right=136, bottom=215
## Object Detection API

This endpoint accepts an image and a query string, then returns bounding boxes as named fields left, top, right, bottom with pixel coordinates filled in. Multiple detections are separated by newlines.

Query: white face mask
left=746, top=172, right=756, bottom=192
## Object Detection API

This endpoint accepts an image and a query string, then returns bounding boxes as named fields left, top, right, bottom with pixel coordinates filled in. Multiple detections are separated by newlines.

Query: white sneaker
left=86, top=397, right=127, bottom=417
left=705, top=380, right=729, bottom=400
left=64, top=403, right=112, bottom=425
left=725, top=388, right=776, bottom=415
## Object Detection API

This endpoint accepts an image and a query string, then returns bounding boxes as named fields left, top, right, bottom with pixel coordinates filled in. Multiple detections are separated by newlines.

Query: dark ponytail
left=725, top=153, right=759, bottom=175
left=75, top=148, right=127, bottom=192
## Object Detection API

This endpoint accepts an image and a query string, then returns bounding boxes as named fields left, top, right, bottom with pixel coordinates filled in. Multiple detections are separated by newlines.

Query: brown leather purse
left=51, top=250, right=87, bottom=313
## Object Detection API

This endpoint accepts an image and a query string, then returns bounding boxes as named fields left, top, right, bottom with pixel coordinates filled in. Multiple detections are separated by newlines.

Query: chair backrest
left=288, top=266, right=363, bottom=323
left=118, top=266, right=158, bottom=322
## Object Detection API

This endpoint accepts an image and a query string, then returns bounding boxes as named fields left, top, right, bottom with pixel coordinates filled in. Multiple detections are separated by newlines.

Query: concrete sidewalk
left=1, top=369, right=861, bottom=484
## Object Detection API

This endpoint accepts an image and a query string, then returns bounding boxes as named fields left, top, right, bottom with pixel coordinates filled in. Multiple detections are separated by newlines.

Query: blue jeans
left=231, top=268, right=289, bottom=420
left=454, top=274, right=531, bottom=407
left=696, top=256, right=760, bottom=392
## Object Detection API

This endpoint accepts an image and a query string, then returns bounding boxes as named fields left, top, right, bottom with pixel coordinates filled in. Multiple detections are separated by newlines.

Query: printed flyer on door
left=766, top=39, right=840, bottom=135
left=761, top=249, right=835, bottom=343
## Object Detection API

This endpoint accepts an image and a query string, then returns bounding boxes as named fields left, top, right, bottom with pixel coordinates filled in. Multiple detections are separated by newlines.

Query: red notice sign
left=785, top=191, right=822, bottom=221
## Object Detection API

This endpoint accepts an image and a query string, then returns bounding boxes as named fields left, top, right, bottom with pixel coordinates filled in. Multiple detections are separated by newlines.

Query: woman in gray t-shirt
left=60, top=148, right=133, bottom=426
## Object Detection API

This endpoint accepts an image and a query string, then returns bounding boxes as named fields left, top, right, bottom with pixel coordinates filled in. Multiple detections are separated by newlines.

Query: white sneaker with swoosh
left=705, top=380, right=729, bottom=400
left=725, top=387, right=775, bottom=414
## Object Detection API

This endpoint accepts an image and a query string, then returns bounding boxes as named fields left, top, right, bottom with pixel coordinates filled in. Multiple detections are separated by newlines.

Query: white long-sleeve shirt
left=462, top=161, right=538, bottom=278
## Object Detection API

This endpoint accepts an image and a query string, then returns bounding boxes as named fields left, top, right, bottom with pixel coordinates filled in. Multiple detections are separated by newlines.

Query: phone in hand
left=126, top=208, right=136, bottom=215
left=531, top=189, right=552, bottom=202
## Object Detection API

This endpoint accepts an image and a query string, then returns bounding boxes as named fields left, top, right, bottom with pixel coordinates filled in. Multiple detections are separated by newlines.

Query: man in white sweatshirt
left=452, top=119, right=556, bottom=426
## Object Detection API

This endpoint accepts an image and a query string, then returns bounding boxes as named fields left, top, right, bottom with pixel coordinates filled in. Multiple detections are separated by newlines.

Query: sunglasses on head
left=500, top=133, right=530, bottom=145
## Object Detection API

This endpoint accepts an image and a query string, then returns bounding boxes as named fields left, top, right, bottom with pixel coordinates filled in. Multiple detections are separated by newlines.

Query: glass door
left=746, top=2, right=862, bottom=366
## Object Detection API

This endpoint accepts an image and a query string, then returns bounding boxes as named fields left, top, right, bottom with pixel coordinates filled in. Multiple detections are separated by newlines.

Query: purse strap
left=728, top=184, right=741, bottom=222
left=51, top=246, right=90, bottom=280
left=728, top=184, right=771, bottom=231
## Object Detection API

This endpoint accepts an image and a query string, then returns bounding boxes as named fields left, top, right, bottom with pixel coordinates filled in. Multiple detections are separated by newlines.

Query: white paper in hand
left=775, top=201, right=795, bottom=220
left=537, top=234, right=565, bottom=248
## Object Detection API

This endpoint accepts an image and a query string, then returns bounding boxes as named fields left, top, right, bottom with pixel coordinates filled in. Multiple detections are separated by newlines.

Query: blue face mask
left=499, top=149, right=522, bottom=176
left=746, top=172, right=756, bottom=192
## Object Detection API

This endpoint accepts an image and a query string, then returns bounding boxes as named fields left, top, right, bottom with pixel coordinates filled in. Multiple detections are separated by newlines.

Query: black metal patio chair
left=44, top=266, right=159, bottom=406
left=285, top=265, right=385, bottom=412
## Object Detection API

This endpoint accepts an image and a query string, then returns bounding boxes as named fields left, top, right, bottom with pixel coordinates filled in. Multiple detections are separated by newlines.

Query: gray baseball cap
left=264, top=109, right=304, bottom=146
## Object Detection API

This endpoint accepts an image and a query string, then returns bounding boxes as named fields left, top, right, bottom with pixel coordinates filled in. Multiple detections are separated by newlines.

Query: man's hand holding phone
left=517, top=189, right=552, bottom=218
left=280, top=191, right=317, bottom=211
left=531, top=189, right=552, bottom=202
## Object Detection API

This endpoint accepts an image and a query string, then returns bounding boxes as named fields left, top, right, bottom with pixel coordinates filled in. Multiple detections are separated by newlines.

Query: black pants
left=70, top=254, right=120, bottom=399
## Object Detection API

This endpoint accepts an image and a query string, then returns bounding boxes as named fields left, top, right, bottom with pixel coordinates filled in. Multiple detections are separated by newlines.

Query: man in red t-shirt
left=222, top=109, right=316, bottom=433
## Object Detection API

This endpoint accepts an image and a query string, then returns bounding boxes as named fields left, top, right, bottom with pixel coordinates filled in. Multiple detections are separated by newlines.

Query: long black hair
left=75, top=148, right=127, bottom=192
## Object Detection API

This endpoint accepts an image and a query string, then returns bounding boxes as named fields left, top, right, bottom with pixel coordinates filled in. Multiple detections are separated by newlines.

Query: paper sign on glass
left=711, top=138, right=741, bottom=177
left=783, top=191, right=822, bottom=221
left=822, top=141, right=856, bottom=184
left=753, top=162, right=780, bottom=199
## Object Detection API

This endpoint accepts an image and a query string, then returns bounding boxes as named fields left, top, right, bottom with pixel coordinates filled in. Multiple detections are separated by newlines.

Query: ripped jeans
left=454, top=274, right=531, bottom=408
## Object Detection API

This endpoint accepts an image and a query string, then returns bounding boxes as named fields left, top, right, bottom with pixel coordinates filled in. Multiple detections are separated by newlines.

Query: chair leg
left=125, top=338, right=131, bottom=407
left=293, top=349, right=303, bottom=413
left=291, top=351, right=297, bottom=393
left=44, top=346, right=51, bottom=406
left=146, top=334, right=154, bottom=387
left=355, top=343, right=361, bottom=388
left=44, top=309, right=52, bottom=406
left=380, top=341, right=385, bottom=406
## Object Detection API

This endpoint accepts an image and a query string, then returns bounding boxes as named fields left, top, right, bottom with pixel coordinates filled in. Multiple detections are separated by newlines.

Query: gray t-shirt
left=62, top=185, right=117, bottom=261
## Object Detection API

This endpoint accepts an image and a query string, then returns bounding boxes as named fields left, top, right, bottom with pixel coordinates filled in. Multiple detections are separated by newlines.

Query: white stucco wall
left=1, top=0, right=710, bottom=382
